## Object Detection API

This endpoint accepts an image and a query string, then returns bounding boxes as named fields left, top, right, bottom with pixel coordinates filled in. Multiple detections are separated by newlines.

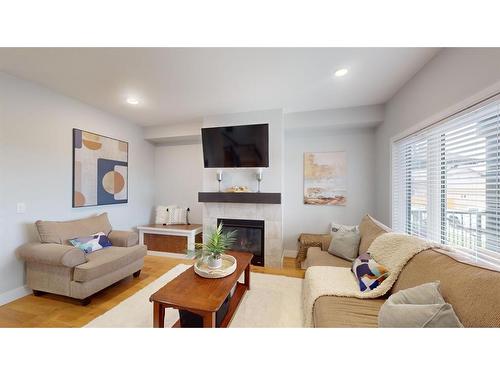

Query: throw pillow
left=351, top=252, right=389, bottom=292
left=330, top=222, right=358, bottom=235
left=328, top=231, right=361, bottom=261
left=70, top=232, right=112, bottom=254
left=166, top=207, right=189, bottom=225
left=155, top=205, right=178, bottom=225
left=358, top=214, right=391, bottom=254
left=378, top=282, right=463, bottom=328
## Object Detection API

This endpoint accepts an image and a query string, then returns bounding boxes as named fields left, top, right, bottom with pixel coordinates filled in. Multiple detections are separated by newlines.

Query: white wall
left=283, top=126, right=376, bottom=250
left=0, top=72, right=156, bottom=301
left=374, top=48, right=500, bottom=226
left=285, top=105, right=384, bottom=130
left=144, top=122, right=202, bottom=139
left=144, top=122, right=202, bottom=145
left=154, top=143, right=204, bottom=224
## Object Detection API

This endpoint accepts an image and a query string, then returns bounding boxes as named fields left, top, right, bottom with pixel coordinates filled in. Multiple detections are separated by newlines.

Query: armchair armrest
left=296, top=233, right=332, bottom=267
left=18, top=243, right=86, bottom=267
left=108, top=230, right=139, bottom=247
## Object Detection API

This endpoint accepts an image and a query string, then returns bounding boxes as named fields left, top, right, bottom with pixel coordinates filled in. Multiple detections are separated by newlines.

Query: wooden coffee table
left=149, top=251, right=253, bottom=328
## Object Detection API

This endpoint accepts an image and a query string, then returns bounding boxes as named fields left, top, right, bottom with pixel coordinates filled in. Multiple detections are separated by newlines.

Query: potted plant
left=195, top=223, right=237, bottom=269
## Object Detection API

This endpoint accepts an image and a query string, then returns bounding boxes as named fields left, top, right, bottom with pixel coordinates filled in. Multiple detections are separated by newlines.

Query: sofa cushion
left=358, top=214, right=391, bottom=254
left=392, top=249, right=500, bottom=327
left=328, top=231, right=360, bottom=261
left=73, top=245, right=147, bottom=282
left=379, top=281, right=463, bottom=328
left=313, top=295, right=385, bottom=328
left=304, top=247, right=352, bottom=268
left=70, top=259, right=144, bottom=299
left=36, top=213, right=112, bottom=245
left=108, top=230, right=139, bottom=247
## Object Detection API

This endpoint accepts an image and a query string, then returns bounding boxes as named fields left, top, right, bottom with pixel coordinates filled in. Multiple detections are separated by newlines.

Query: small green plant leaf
left=194, top=222, right=237, bottom=259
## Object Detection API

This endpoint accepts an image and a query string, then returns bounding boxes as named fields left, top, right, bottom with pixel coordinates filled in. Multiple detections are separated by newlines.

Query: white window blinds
left=392, top=97, right=500, bottom=268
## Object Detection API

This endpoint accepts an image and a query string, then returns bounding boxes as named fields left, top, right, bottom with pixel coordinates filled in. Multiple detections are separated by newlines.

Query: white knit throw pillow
left=330, top=222, right=358, bottom=235
left=166, top=207, right=188, bottom=225
left=155, top=205, right=177, bottom=225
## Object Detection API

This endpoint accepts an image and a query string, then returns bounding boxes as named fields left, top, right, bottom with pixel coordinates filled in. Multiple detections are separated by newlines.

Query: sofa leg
left=79, top=297, right=91, bottom=306
left=33, top=290, right=45, bottom=297
left=133, top=270, right=141, bottom=278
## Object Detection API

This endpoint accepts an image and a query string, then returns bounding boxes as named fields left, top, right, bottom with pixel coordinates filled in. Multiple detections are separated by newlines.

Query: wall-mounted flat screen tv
left=201, top=123, right=269, bottom=168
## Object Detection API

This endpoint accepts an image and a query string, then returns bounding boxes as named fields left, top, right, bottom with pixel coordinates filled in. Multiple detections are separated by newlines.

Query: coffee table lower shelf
left=168, top=282, right=247, bottom=328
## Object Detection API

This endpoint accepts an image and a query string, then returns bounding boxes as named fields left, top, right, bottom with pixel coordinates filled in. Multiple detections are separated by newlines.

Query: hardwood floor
left=0, top=255, right=303, bottom=328
left=253, top=256, right=305, bottom=279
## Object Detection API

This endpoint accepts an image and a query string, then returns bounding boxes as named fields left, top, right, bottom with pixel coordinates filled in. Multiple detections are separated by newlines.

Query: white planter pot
left=207, top=256, right=222, bottom=269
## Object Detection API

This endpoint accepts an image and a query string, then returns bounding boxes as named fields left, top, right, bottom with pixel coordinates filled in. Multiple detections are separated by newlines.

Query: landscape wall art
left=304, top=151, right=346, bottom=205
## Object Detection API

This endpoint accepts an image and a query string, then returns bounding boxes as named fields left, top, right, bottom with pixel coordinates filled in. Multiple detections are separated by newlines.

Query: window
left=392, top=97, right=500, bottom=268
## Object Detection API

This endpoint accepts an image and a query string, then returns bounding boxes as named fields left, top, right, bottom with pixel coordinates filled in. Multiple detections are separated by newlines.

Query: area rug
left=85, top=264, right=304, bottom=328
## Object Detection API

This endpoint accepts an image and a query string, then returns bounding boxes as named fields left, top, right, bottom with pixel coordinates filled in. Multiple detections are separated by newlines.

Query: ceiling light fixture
left=334, top=68, right=349, bottom=77
left=126, top=97, right=139, bottom=105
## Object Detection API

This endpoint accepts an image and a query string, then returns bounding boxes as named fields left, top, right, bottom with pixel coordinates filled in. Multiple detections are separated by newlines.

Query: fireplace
left=217, top=218, right=265, bottom=266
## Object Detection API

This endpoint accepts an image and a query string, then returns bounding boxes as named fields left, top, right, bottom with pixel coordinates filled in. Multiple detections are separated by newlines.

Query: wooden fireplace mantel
left=198, top=192, right=281, bottom=204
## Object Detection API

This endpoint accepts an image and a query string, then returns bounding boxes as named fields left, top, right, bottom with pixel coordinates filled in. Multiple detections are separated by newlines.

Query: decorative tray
left=194, top=254, right=237, bottom=279
left=225, top=186, right=251, bottom=193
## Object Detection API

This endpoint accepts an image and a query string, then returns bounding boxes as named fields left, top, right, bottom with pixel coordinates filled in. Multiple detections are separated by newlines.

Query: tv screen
left=201, top=124, right=269, bottom=168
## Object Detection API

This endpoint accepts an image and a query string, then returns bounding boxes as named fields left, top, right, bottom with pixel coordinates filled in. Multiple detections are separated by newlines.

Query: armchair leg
left=79, top=297, right=91, bottom=306
left=133, top=270, right=141, bottom=278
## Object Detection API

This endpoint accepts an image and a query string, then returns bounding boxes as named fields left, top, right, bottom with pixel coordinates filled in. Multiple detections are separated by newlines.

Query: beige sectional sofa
left=303, top=215, right=500, bottom=328
left=19, top=213, right=146, bottom=305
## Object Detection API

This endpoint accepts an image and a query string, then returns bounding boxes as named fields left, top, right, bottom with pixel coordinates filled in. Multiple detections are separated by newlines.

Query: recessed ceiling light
left=334, top=68, right=349, bottom=77
left=126, top=97, right=139, bottom=105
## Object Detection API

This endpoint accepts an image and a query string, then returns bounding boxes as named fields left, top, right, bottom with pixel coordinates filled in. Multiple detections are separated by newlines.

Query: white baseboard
left=0, top=285, right=32, bottom=306
left=283, top=249, right=298, bottom=258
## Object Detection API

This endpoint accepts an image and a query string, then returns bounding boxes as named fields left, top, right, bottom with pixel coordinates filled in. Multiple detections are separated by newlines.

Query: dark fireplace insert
left=217, top=218, right=264, bottom=266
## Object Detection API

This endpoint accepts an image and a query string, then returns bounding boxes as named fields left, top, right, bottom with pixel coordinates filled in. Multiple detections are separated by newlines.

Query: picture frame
left=72, top=128, right=129, bottom=207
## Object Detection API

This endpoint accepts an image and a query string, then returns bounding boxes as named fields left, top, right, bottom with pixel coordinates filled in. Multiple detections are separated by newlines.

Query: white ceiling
left=0, top=48, right=439, bottom=127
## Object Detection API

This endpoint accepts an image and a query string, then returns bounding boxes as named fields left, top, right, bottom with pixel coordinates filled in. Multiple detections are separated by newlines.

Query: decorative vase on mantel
left=194, top=223, right=237, bottom=270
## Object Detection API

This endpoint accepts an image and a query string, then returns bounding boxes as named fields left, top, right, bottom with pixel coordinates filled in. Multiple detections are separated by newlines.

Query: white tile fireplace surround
left=202, top=203, right=283, bottom=267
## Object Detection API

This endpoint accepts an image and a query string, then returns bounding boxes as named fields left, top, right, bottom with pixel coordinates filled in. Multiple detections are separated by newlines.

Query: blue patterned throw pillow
left=70, top=232, right=112, bottom=253
left=351, top=252, right=389, bottom=292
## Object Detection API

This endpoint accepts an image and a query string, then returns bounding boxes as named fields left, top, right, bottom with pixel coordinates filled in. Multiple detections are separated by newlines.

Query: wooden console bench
left=137, top=224, right=203, bottom=254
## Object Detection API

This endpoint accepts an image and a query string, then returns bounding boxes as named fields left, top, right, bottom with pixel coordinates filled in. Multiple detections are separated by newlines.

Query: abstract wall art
left=73, top=129, right=128, bottom=207
left=304, top=151, right=346, bottom=205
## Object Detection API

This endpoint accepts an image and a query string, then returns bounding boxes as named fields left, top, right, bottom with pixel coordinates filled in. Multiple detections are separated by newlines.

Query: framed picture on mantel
left=72, top=129, right=129, bottom=207
left=303, top=151, right=346, bottom=205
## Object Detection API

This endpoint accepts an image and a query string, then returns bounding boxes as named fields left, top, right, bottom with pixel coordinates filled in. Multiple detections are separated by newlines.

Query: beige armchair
left=19, top=213, right=146, bottom=305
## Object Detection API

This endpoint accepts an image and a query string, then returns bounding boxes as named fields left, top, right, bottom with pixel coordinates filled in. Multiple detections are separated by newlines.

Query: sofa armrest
left=18, top=243, right=86, bottom=267
left=108, top=230, right=139, bottom=247
left=296, top=233, right=332, bottom=267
